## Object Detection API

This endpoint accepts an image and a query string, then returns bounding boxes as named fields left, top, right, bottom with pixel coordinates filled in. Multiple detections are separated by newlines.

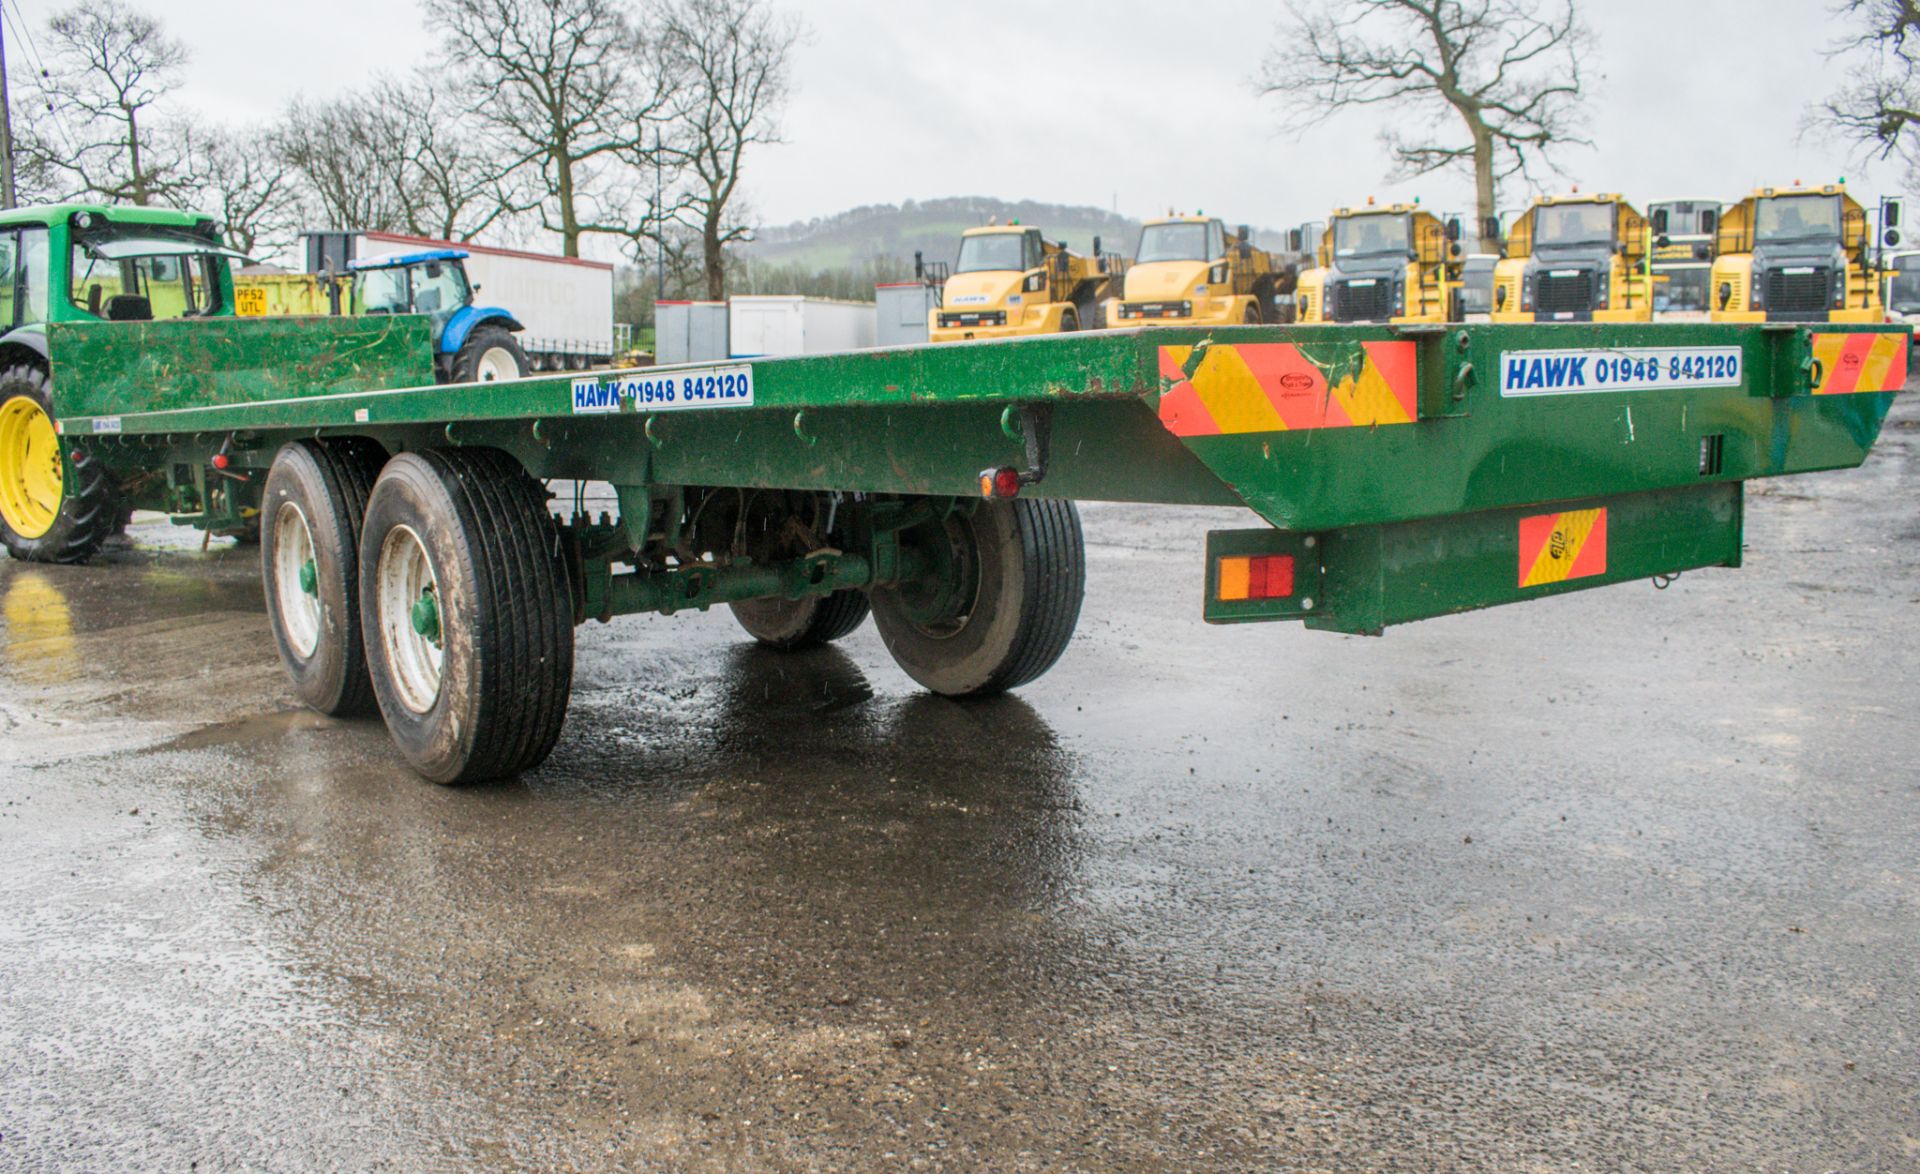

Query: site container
left=875, top=281, right=937, bottom=346
left=729, top=295, right=876, bottom=358
left=656, top=300, right=731, bottom=364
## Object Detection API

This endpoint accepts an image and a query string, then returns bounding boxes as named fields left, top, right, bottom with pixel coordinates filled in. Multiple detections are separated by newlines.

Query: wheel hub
left=0, top=394, right=64, bottom=540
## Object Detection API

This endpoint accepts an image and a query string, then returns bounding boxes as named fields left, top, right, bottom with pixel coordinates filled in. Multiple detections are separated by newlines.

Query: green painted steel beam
left=55, top=323, right=1905, bottom=540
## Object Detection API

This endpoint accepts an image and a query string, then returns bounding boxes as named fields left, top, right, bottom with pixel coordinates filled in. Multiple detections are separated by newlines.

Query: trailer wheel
left=0, top=363, right=118, bottom=564
left=870, top=498, right=1084, bottom=697
left=451, top=327, right=530, bottom=383
left=359, top=448, right=573, bottom=783
left=730, top=589, right=871, bottom=650
left=260, top=438, right=387, bottom=715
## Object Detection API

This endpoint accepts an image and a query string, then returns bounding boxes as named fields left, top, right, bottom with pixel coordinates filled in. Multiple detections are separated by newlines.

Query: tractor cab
left=347, top=250, right=529, bottom=381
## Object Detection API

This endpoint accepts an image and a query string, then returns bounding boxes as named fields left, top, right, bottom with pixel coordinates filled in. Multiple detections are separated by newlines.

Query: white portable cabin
left=728, top=295, right=877, bottom=358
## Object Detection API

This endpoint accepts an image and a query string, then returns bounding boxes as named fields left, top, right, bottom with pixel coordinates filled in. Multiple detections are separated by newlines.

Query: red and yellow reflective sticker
left=1518, top=508, right=1607, bottom=588
left=1810, top=332, right=1907, bottom=395
left=1157, top=341, right=1417, bottom=437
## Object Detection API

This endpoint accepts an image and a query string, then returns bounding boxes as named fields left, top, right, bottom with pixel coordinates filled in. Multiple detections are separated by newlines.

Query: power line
left=2, top=0, right=80, bottom=163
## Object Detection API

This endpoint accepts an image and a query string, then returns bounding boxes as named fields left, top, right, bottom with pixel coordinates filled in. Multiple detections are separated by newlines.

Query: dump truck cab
left=1647, top=198, right=1721, bottom=319
left=1295, top=202, right=1463, bottom=324
left=349, top=249, right=530, bottom=381
left=1709, top=183, right=1882, bottom=323
left=929, top=225, right=1118, bottom=342
left=1113, top=215, right=1282, bottom=326
left=0, top=202, right=246, bottom=561
left=1491, top=192, right=1653, bottom=323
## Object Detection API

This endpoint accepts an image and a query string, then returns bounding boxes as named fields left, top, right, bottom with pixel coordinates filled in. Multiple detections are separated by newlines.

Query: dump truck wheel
left=452, top=327, right=530, bottom=383
left=871, top=498, right=1084, bottom=696
left=1059, top=307, right=1080, bottom=332
left=730, top=589, right=871, bottom=650
left=359, top=448, right=573, bottom=783
left=0, top=363, right=117, bottom=564
left=261, top=438, right=387, bottom=715
left=1243, top=302, right=1262, bottom=325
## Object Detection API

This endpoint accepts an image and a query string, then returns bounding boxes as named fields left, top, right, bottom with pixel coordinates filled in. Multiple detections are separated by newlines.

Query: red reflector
left=1246, top=554, right=1294, bottom=599
left=211, top=453, right=231, bottom=470
left=980, top=466, right=1022, bottom=499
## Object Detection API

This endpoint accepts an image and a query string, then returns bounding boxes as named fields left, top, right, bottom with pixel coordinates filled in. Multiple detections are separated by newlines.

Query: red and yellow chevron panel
left=1518, top=507, right=1607, bottom=588
left=1810, top=331, right=1908, bottom=395
left=1157, top=341, right=1418, bottom=437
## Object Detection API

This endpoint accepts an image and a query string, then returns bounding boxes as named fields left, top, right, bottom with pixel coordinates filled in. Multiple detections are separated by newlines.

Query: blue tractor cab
left=347, top=250, right=530, bottom=382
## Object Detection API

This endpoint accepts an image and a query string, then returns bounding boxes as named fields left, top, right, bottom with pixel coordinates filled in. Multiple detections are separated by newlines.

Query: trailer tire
left=359, top=448, right=572, bottom=784
left=451, top=327, right=530, bottom=383
left=260, top=438, right=387, bottom=715
left=871, top=498, right=1084, bottom=697
left=0, top=363, right=118, bottom=564
left=730, top=589, right=871, bottom=650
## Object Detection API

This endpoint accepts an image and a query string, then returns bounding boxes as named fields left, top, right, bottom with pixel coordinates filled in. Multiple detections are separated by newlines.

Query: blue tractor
left=347, top=250, right=530, bottom=382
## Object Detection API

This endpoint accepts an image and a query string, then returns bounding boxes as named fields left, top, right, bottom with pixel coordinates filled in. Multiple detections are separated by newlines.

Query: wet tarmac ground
left=2, top=397, right=1918, bottom=1173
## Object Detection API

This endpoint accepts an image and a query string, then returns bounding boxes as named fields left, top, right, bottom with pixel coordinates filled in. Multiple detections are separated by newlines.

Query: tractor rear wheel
left=451, top=327, right=530, bottom=383
left=359, top=448, right=573, bottom=783
left=870, top=498, right=1084, bottom=697
left=0, top=363, right=117, bottom=564
left=261, top=438, right=388, bottom=715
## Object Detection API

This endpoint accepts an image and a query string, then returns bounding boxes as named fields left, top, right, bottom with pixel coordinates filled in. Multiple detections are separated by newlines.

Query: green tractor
left=0, top=203, right=249, bottom=562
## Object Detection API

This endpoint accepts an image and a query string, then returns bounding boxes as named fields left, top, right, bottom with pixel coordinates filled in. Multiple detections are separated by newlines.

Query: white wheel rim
left=376, top=524, right=444, bottom=713
left=475, top=346, right=518, bottom=381
left=271, top=501, right=322, bottom=660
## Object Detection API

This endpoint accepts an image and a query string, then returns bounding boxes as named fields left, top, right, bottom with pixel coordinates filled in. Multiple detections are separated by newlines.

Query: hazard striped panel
left=1518, top=507, right=1607, bottom=588
left=1157, top=341, right=1418, bottom=437
left=1810, top=331, right=1908, bottom=395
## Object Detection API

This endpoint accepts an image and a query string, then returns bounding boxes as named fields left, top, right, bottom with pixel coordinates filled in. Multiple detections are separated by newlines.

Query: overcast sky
left=31, top=0, right=1896, bottom=249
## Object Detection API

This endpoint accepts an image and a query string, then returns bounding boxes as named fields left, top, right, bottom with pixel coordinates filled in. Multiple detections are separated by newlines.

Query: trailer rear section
left=48, top=322, right=1905, bottom=782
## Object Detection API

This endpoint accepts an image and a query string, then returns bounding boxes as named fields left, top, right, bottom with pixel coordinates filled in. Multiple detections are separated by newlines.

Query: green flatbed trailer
left=40, top=319, right=1909, bottom=782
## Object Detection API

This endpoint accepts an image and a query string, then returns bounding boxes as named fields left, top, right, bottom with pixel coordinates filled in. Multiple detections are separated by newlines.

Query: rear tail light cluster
left=1217, top=554, right=1294, bottom=601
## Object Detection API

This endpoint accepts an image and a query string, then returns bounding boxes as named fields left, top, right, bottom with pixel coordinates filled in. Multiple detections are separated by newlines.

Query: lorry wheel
left=870, top=498, right=1084, bottom=697
left=0, top=363, right=117, bottom=564
left=359, top=448, right=573, bottom=783
left=261, top=438, right=388, bottom=715
left=730, top=589, right=871, bottom=650
left=451, top=327, right=530, bottom=383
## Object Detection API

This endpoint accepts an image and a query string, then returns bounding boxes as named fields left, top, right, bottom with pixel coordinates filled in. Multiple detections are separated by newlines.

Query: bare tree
left=653, top=0, right=803, bottom=299
left=1259, top=0, right=1590, bottom=241
left=276, top=80, right=518, bottom=242
left=422, top=0, right=672, bottom=257
left=275, top=94, right=409, bottom=233
left=19, top=0, right=191, bottom=205
left=1820, top=1, right=1920, bottom=189
left=373, top=79, right=519, bottom=242
left=180, top=121, right=297, bottom=258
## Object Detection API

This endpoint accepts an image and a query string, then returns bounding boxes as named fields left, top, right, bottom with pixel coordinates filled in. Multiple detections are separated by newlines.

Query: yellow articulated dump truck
left=1294, top=202, right=1463, bottom=324
left=1490, top=192, right=1653, bottom=323
left=1708, top=183, right=1883, bottom=323
left=928, top=224, right=1121, bottom=342
left=1111, top=215, right=1287, bottom=326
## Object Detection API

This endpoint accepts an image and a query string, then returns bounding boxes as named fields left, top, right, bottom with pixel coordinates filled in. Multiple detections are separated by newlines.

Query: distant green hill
left=743, top=197, right=1143, bottom=272
left=743, top=196, right=1304, bottom=278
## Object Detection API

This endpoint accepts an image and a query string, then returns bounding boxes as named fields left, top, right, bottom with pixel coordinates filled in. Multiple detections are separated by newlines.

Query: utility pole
left=653, top=129, right=665, bottom=299
left=0, top=12, right=17, bottom=209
